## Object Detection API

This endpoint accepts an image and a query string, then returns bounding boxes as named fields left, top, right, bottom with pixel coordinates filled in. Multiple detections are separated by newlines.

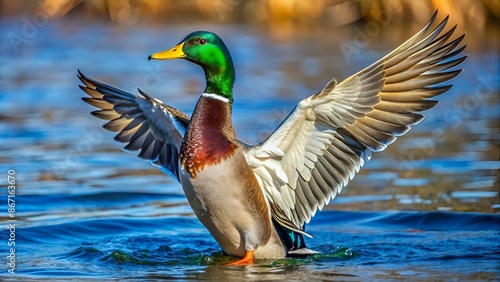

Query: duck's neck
left=204, top=71, right=234, bottom=101
left=200, top=49, right=235, bottom=101
left=180, top=95, right=236, bottom=178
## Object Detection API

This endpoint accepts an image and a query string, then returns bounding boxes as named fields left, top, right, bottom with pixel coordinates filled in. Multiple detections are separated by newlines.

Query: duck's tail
left=273, top=220, right=317, bottom=257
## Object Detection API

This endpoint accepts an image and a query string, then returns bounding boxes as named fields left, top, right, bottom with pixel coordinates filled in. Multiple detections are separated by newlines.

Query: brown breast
left=180, top=96, right=237, bottom=178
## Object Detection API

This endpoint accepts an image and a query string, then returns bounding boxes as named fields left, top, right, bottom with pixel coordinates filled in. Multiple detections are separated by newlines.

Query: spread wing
left=243, top=12, right=466, bottom=235
left=78, top=70, right=189, bottom=181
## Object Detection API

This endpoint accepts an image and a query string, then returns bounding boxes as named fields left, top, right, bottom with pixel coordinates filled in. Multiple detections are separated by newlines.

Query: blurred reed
left=2, top=0, right=499, bottom=30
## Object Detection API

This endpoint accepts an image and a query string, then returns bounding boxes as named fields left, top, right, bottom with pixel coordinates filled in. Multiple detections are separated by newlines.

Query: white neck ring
left=201, top=93, right=230, bottom=103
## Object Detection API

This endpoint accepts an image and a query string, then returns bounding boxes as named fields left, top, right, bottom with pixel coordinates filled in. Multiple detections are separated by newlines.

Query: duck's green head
left=149, top=31, right=235, bottom=101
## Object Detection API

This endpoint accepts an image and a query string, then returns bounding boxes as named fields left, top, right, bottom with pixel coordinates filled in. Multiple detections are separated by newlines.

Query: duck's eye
left=198, top=39, right=207, bottom=45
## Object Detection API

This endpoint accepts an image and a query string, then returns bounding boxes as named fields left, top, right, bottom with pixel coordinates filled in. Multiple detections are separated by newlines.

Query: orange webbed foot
left=226, top=250, right=254, bottom=266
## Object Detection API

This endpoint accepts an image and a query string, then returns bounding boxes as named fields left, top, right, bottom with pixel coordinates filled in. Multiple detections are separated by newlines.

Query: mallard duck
left=78, top=11, right=466, bottom=265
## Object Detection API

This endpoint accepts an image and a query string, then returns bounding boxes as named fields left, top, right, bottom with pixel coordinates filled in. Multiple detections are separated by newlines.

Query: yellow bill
left=148, top=42, right=185, bottom=61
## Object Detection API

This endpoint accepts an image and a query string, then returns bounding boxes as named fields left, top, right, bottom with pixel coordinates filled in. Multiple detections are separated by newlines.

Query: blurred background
left=1, top=0, right=498, bottom=211
left=2, top=0, right=500, bottom=33
left=0, top=0, right=499, bottom=280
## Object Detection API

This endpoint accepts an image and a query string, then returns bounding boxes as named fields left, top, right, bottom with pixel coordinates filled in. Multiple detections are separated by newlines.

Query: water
left=0, top=16, right=499, bottom=280
left=6, top=209, right=500, bottom=280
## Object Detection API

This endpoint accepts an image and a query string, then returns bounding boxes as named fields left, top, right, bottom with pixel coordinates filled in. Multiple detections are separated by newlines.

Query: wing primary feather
left=82, top=97, right=113, bottom=110
left=424, top=56, right=467, bottom=74
left=314, top=159, right=339, bottom=195
left=80, top=86, right=103, bottom=99
left=91, top=110, right=120, bottom=120
left=103, top=118, right=131, bottom=132
left=310, top=168, right=330, bottom=205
